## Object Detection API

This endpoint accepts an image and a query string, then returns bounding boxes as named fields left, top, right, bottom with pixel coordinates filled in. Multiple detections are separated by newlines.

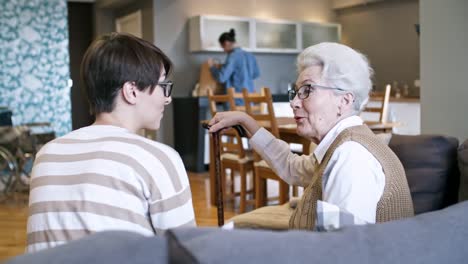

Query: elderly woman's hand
left=208, top=111, right=260, bottom=138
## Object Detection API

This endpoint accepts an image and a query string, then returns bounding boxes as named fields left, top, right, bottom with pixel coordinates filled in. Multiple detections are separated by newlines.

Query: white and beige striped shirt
left=26, top=125, right=196, bottom=252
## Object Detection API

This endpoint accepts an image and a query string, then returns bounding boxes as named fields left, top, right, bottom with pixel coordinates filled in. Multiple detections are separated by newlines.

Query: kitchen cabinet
left=301, top=22, right=341, bottom=48
left=189, top=15, right=341, bottom=54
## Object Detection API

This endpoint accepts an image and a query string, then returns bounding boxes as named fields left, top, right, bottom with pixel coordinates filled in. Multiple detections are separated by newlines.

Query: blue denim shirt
left=210, top=48, right=260, bottom=93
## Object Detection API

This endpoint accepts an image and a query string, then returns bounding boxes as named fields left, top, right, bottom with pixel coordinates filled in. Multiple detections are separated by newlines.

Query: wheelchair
left=0, top=123, right=55, bottom=201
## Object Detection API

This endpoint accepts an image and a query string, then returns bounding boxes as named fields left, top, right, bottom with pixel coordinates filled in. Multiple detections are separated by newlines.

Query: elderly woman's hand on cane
left=208, top=111, right=261, bottom=138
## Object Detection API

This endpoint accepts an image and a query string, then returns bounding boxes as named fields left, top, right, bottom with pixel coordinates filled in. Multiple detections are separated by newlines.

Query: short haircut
left=297, top=42, right=374, bottom=113
left=80, top=32, right=173, bottom=114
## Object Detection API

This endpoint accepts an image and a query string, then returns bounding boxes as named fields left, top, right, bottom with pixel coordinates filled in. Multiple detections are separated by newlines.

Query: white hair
left=297, top=42, right=374, bottom=113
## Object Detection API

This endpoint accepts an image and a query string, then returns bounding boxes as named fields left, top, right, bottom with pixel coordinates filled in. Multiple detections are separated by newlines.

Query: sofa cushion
left=168, top=202, right=468, bottom=264
left=7, top=231, right=167, bottom=264
left=9, top=203, right=468, bottom=264
left=230, top=202, right=293, bottom=230
left=458, top=139, right=468, bottom=201
left=389, top=134, right=459, bottom=214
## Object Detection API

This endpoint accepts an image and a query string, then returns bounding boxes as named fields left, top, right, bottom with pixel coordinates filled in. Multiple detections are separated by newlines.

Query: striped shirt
left=26, top=125, right=196, bottom=252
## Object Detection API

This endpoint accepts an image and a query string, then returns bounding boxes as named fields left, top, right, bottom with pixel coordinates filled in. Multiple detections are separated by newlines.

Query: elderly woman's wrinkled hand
left=208, top=111, right=260, bottom=138
left=208, top=111, right=243, bottom=132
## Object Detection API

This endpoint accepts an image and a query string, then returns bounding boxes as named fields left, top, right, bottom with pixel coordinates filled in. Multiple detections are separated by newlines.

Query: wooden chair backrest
left=208, top=89, right=236, bottom=116
left=363, top=84, right=391, bottom=123
left=207, top=89, right=246, bottom=158
left=242, top=87, right=279, bottom=138
left=227, top=87, right=263, bottom=113
left=227, top=88, right=242, bottom=107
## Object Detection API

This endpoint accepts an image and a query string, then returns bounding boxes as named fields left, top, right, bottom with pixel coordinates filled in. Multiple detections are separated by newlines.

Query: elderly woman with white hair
left=208, top=42, right=414, bottom=231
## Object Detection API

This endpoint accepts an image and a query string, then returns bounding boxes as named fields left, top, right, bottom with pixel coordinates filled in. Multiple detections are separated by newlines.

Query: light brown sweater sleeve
left=249, top=128, right=317, bottom=187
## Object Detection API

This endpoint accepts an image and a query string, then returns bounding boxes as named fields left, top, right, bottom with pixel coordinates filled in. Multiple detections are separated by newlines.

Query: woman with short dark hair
left=27, top=33, right=196, bottom=252
left=81, top=33, right=173, bottom=115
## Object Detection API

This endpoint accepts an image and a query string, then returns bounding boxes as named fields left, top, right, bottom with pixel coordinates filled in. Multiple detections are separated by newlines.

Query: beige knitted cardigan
left=289, top=125, right=414, bottom=230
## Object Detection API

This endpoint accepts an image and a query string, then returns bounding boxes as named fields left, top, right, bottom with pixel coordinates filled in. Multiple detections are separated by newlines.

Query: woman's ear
left=341, top=92, right=355, bottom=111
left=121, top=82, right=138, bottom=105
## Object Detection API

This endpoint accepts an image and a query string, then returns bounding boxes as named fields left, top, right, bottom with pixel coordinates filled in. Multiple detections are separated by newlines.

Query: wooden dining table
left=205, top=117, right=399, bottom=205
left=275, top=117, right=398, bottom=134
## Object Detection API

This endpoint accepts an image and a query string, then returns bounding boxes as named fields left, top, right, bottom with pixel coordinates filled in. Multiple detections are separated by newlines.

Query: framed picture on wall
left=115, top=10, right=142, bottom=38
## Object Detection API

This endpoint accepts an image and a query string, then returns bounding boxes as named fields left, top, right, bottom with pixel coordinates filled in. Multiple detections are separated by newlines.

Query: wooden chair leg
left=250, top=168, right=255, bottom=199
left=279, top=181, right=289, bottom=204
left=255, top=168, right=266, bottom=208
left=239, top=166, right=246, bottom=213
left=230, top=169, right=235, bottom=195
left=292, top=185, right=298, bottom=197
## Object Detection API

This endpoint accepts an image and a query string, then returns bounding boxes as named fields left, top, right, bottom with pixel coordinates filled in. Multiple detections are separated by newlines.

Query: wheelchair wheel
left=0, top=146, right=19, bottom=199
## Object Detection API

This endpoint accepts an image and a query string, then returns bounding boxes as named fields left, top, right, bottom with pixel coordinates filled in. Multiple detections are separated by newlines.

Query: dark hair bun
left=219, top=29, right=236, bottom=44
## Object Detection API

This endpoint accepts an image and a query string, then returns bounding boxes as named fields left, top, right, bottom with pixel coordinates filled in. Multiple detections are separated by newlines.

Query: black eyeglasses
left=288, top=84, right=345, bottom=101
left=158, top=81, right=173, bottom=97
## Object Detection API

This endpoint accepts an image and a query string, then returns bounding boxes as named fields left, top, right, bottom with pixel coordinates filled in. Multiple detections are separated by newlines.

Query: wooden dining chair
left=362, top=84, right=392, bottom=123
left=208, top=89, right=254, bottom=213
left=242, top=87, right=290, bottom=208
left=208, top=89, right=235, bottom=114
left=227, top=88, right=242, bottom=105
left=227, top=87, right=263, bottom=113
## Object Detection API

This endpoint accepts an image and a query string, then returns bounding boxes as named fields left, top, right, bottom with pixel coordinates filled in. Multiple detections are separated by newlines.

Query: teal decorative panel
left=0, top=0, right=71, bottom=136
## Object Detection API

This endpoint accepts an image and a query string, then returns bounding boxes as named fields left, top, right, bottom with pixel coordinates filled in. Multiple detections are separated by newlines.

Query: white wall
left=420, top=0, right=468, bottom=141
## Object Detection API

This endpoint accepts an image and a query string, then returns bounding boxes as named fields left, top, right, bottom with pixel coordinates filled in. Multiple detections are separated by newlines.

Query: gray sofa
left=458, top=139, right=468, bottom=201
left=388, top=134, right=460, bottom=214
left=8, top=201, right=468, bottom=264
left=7, top=135, right=467, bottom=264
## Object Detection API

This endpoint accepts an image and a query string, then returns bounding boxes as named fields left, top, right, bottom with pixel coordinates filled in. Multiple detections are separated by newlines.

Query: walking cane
left=202, top=123, right=247, bottom=227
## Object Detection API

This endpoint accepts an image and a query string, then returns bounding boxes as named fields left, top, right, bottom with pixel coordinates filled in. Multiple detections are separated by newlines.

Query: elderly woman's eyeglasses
left=288, top=84, right=345, bottom=101
left=158, top=81, right=173, bottom=97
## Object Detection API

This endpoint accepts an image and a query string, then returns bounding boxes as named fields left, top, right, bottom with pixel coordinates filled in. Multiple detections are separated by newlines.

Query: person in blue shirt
left=208, top=29, right=260, bottom=97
